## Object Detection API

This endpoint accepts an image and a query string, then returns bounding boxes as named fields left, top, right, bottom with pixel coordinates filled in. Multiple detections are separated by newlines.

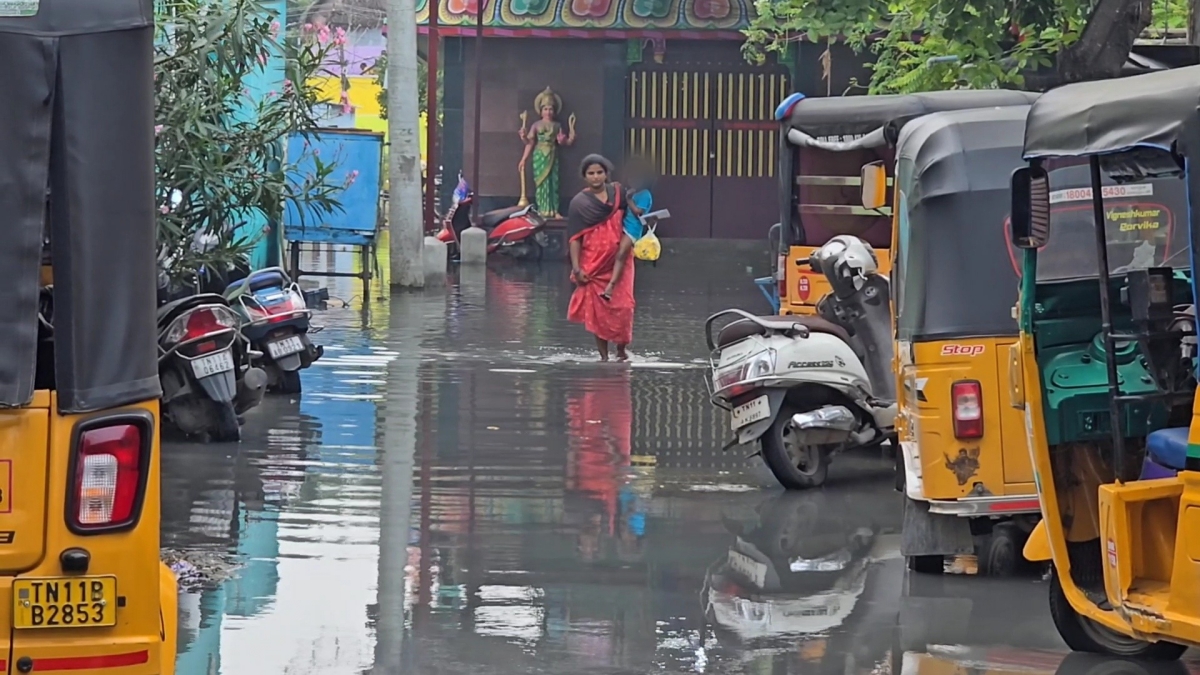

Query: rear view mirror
left=1010, top=165, right=1050, bottom=249
left=860, top=161, right=887, bottom=210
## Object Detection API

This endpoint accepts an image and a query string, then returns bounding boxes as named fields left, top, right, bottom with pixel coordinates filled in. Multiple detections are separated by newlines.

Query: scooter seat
left=1147, top=427, right=1190, bottom=471
left=716, top=315, right=850, bottom=349
left=480, top=206, right=523, bottom=229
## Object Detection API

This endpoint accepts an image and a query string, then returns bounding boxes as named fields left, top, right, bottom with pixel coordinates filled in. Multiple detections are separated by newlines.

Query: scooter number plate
left=727, top=550, right=767, bottom=588
left=267, top=336, right=305, bottom=359
left=192, top=350, right=235, bottom=378
left=730, top=395, right=770, bottom=430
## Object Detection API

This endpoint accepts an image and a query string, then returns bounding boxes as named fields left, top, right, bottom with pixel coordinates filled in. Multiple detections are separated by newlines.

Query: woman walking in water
left=567, top=155, right=638, bottom=361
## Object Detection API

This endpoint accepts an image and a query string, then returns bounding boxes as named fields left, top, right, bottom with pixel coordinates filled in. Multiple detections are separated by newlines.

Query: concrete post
left=460, top=226, right=488, bottom=265
left=386, top=0, right=425, bottom=288
left=423, top=236, right=448, bottom=286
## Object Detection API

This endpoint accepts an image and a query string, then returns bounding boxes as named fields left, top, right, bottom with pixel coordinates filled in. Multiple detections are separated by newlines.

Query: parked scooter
left=433, top=175, right=550, bottom=261
left=705, top=235, right=896, bottom=489
left=157, top=294, right=267, bottom=442
left=224, top=267, right=323, bottom=394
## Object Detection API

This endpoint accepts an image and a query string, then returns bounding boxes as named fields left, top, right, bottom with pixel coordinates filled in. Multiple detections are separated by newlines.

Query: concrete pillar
left=423, top=236, right=448, bottom=286
left=460, top=226, right=488, bottom=265
left=458, top=262, right=486, bottom=306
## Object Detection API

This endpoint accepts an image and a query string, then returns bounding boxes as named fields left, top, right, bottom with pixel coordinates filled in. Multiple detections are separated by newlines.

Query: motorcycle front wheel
left=760, top=403, right=829, bottom=489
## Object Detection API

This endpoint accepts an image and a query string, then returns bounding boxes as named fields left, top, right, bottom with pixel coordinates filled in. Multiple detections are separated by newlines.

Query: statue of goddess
left=518, top=87, right=576, bottom=218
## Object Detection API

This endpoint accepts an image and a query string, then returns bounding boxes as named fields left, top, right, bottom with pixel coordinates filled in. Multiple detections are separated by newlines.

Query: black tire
left=1048, top=567, right=1186, bottom=660
left=208, top=402, right=241, bottom=443
left=978, top=522, right=1021, bottom=577
left=908, top=555, right=945, bottom=575
left=275, top=369, right=302, bottom=395
left=760, top=404, right=829, bottom=490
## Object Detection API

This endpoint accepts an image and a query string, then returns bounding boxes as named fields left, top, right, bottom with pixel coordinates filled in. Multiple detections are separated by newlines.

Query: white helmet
left=813, top=235, right=878, bottom=291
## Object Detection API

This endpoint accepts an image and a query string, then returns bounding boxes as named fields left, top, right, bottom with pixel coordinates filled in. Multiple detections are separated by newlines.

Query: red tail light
left=185, top=308, right=229, bottom=341
left=952, top=380, right=983, bottom=439
left=69, top=419, right=150, bottom=533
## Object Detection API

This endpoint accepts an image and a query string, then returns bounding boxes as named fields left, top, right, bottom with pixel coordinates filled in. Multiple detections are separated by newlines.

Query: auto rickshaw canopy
left=0, top=0, right=159, bottom=413
left=892, top=106, right=1031, bottom=341
left=780, top=90, right=1040, bottom=152
left=1024, top=64, right=1200, bottom=160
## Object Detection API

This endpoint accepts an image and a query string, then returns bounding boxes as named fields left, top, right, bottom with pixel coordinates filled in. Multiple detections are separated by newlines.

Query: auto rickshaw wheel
left=1049, top=567, right=1186, bottom=660
left=978, top=522, right=1021, bottom=577
left=761, top=404, right=829, bottom=490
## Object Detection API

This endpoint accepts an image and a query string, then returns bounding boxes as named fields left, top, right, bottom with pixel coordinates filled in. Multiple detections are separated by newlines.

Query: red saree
left=567, top=186, right=635, bottom=345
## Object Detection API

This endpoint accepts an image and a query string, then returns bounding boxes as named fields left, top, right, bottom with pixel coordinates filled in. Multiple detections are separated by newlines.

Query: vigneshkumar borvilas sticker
left=0, top=0, right=37, bottom=17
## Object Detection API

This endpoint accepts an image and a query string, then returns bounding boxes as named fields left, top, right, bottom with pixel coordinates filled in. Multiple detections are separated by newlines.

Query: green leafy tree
left=155, top=0, right=348, bottom=285
left=745, top=0, right=1188, bottom=93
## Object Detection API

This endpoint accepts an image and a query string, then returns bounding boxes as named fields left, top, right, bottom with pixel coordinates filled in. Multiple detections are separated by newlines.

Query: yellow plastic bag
left=633, top=224, right=661, bottom=262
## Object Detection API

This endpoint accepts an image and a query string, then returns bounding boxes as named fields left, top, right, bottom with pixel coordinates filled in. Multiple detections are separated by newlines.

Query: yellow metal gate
left=626, top=67, right=789, bottom=238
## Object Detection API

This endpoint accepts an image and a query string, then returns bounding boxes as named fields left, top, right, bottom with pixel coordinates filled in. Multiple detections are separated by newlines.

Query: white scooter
left=705, top=235, right=896, bottom=489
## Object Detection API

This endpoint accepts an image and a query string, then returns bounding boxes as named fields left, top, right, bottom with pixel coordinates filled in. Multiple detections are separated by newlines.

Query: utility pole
left=424, top=0, right=439, bottom=235
left=387, top=0, right=425, bottom=288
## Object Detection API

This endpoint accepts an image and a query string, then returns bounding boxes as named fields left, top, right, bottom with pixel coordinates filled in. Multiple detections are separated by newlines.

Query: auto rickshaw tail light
left=951, top=380, right=983, bottom=439
left=72, top=424, right=144, bottom=531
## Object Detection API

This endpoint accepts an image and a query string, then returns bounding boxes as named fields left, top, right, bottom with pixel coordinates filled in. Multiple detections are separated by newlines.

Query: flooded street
left=161, top=249, right=1134, bottom=674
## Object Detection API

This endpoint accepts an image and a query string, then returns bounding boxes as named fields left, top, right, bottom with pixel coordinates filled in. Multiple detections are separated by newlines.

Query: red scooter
left=433, top=175, right=550, bottom=261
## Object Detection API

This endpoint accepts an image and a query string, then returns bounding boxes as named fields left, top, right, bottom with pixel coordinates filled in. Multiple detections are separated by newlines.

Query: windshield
left=1018, top=162, right=1190, bottom=281
left=795, top=145, right=892, bottom=249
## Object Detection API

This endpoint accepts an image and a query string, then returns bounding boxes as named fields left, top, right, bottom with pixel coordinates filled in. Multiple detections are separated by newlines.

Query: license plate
left=731, top=395, right=770, bottom=430
left=192, top=350, right=235, bottom=378
left=728, top=550, right=767, bottom=588
left=14, top=576, right=117, bottom=629
left=267, top=335, right=305, bottom=359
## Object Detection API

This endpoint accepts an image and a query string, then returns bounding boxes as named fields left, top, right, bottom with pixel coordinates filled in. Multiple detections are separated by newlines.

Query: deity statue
left=518, top=87, right=576, bottom=218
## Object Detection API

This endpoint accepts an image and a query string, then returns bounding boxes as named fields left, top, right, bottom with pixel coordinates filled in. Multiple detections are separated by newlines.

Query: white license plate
left=728, top=549, right=768, bottom=588
left=730, top=395, right=770, bottom=430
left=267, top=336, right=305, bottom=359
left=191, top=350, right=234, bottom=378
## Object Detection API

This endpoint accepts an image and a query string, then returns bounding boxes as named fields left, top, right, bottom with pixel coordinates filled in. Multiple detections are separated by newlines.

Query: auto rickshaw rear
left=0, top=1, right=177, bottom=672
left=773, top=90, right=1038, bottom=316
left=1010, top=65, right=1200, bottom=658
left=875, top=107, right=1043, bottom=576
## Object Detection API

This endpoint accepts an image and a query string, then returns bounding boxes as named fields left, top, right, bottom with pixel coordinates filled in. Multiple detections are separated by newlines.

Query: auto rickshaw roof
left=1024, top=64, right=1200, bottom=159
left=897, top=105, right=1031, bottom=203
left=781, top=89, right=1039, bottom=150
left=0, top=0, right=159, bottom=413
left=892, top=106, right=1032, bottom=341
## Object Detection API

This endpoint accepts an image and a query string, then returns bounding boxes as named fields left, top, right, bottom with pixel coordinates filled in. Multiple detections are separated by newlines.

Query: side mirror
left=1010, top=165, right=1051, bottom=249
left=860, top=161, right=888, bottom=210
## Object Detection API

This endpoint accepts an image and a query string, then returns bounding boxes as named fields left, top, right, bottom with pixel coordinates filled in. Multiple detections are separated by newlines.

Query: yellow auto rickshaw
left=0, top=2, right=177, bottom=672
left=1010, top=65, right=1200, bottom=658
left=858, top=106, right=1050, bottom=576
left=773, top=90, right=1038, bottom=316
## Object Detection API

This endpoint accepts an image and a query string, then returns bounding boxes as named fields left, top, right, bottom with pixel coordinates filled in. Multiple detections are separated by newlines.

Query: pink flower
left=318, top=26, right=331, bottom=43
left=267, top=90, right=277, bottom=97
left=159, top=205, right=170, bottom=214
left=341, top=102, right=353, bottom=114
left=334, top=26, right=348, bottom=45
left=283, top=78, right=293, bottom=90
left=303, top=22, right=313, bottom=32
left=154, top=124, right=164, bottom=135
left=313, top=149, right=320, bottom=156
left=270, top=20, right=280, bottom=36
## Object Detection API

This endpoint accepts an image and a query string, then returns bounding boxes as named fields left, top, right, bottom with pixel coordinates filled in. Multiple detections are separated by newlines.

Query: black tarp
left=893, top=106, right=1031, bottom=341
left=0, top=0, right=160, bottom=413
left=1024, top=64, right=1200, bottom=159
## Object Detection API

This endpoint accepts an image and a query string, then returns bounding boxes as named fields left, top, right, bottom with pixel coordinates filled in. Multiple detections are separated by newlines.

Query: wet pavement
left=161, top=248, right=1193, bottom=674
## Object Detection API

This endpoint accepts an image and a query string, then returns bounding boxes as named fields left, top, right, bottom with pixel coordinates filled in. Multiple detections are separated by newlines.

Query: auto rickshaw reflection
left=0, top=2, right=178, bottom=672
left=772, top=90, right=1038, bottom=316
left=1010, top=65, right=1200, bottom=659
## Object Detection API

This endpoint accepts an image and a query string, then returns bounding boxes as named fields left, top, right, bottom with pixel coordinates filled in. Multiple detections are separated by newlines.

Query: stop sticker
left=797, top=275, right=811, bottom=301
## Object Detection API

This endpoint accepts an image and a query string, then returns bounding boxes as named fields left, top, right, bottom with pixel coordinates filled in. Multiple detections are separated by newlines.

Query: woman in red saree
left=567, top=155, right=637, bottom=361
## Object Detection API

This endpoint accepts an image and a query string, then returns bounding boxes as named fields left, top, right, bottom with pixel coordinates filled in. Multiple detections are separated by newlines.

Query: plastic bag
left=633, top=223, right=661, bottom=261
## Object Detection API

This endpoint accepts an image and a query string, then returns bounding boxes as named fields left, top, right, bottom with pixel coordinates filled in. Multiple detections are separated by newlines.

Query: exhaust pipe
left=789, top=405, right=856, bottom=444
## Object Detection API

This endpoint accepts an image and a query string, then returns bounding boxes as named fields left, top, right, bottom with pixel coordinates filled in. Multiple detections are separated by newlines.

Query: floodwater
left=162, top=247, right=1189, bottom=674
